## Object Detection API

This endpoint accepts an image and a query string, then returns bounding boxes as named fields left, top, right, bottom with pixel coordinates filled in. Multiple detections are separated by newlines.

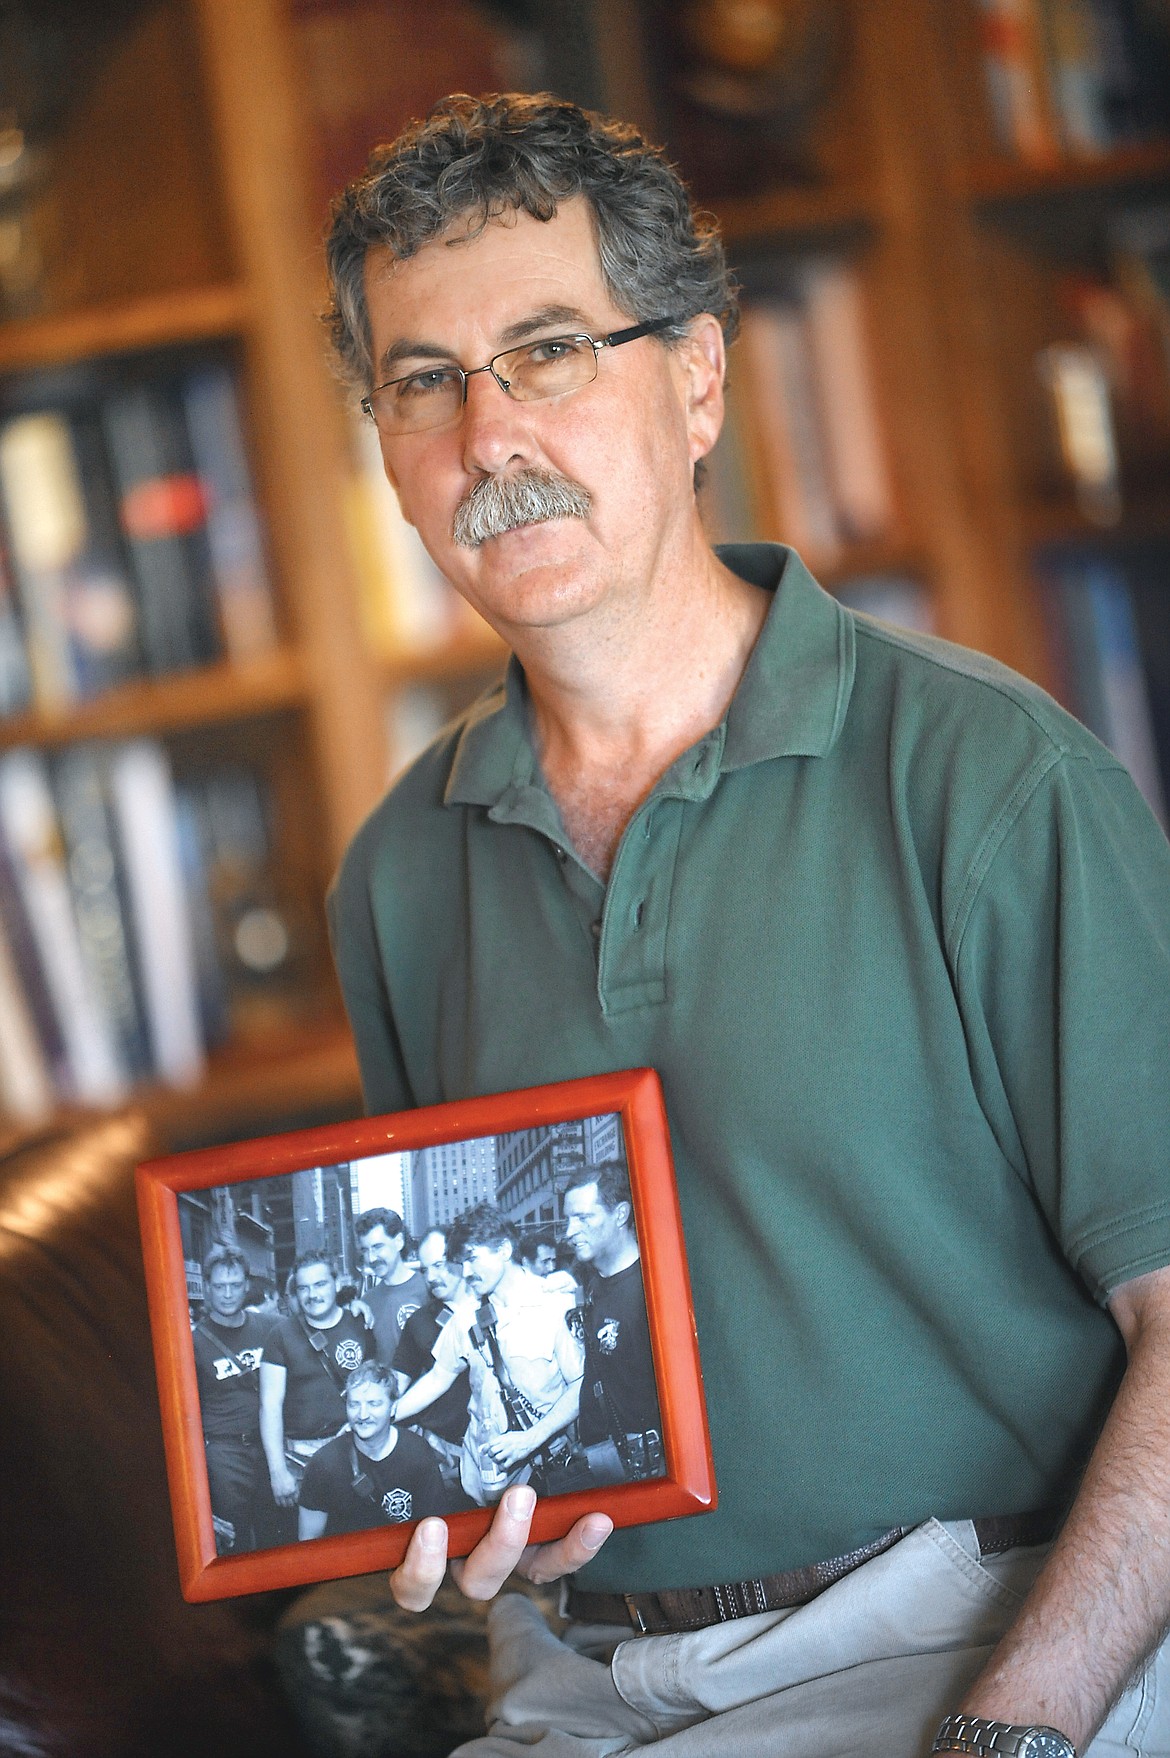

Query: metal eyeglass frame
left=360, top=315, right=681, bottom=432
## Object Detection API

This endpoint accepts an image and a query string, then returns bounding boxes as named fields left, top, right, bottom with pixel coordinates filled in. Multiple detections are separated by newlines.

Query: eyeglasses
left=361, top=315, right=679, bottom=437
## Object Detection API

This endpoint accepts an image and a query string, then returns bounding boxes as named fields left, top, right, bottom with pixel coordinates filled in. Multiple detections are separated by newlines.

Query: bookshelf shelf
left=381, top=627, right=508, bottom=687
left=962, top=139, right=1170, bottom=206
left=0, top=283, right=251, bottom=375
left=139, top=1014, right=361, bottom=1141
left=0, top=652, right=310, bottom=752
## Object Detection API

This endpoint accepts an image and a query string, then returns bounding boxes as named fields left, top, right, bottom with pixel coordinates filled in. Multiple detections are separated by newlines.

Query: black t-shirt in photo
left=392, top=1300, right=471, bottom=1445
left=299, top=1425, right=452, bottom=1534
left=193, top=1311, right=272, bottom=1438
left=264, top=1311, right=373, bottom=1439
left=576, top=1259, right=661, bottom=1444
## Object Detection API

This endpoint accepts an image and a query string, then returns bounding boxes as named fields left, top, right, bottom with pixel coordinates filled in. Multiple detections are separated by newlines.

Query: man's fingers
left=453, top=1484, right=538, bottom=1600
left=389, top=1517, right=450, bottom=1611
left=516, top=1512, right=613, bottom=1585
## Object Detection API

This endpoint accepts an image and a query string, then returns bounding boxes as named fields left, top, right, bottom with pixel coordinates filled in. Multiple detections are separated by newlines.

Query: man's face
left=531, top=1243, right=557, bottom=1277
left=418, top=1232, right=463, bottom=1304
left=346, top=1378, right=394, bottom=1451
left=461, top=1239, right=512, bottom=1300
left=361, top=1224, right=403, bottom=1282
left=563, top=1183, right=627, bottom=1265
left=206, top=1262, right=247, bottom=1321
left=362, top=197, right=724, bottom=644
left=295, top=1262, right=340, bottom=1325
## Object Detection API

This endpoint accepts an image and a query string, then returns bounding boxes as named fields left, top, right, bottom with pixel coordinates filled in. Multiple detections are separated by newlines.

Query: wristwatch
left=932, top=1713, right=1077, bottom=1757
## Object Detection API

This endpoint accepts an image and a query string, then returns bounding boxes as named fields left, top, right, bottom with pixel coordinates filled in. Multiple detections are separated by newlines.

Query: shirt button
left=553, top=844, right=567, bottom=862
left=591, top=921, right=602, bottom=940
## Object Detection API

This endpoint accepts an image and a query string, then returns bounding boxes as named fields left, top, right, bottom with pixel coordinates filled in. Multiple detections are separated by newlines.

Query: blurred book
left=102, top=379, right=222, bottom=675
left=180, top=364, right=279, bottom=663
left=800, top=258, right=895, bottom=545
left=344, top=408, right=478, bottom=655
left=976, top=0, right=1061, bottom=162
left=106, top=739, right=205, bottom=1089
left=0, top=914, right=53, bottom=1122
left=0, top=747, right=128, bottom=1103
left=1039, top=551, right=1167, bottom=824
left=0, top=409, right=142, bottom=709
left=0, top=534, right=31, bottom=715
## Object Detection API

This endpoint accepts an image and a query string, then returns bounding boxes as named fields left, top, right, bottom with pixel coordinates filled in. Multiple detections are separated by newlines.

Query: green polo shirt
left=328, top=544, right=1170, bottom=1593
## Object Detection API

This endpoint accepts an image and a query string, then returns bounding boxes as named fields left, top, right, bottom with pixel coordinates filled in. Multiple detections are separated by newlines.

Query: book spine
left=1040, top=0, right=1112, bottom=153
left=102, top=381, right=222, bottom=674
left=0, top=412, right=84, bottom=709
left=975, top=0, right=1062, bottom=161
left=106, top=739, right=206, bottom=1089
left=0, top=813, right=70, bottom=1094
left=52, top=744, right=154, bottom=1082
left=736, top=303, right=841, bottom=562
left=0, top=748, right=128, bottom=1103
left=800, top=259, right=895, bottom=545
left=180, top=364, right=279, bottom=662
left=0, top=527, right=31, bottom=715
left=0, top=914, right=54, bottom=1122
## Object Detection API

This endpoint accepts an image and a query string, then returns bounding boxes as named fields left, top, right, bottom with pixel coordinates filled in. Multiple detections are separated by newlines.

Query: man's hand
left=389, top=1484, right=613, bottom=1611
left=483, top=1430, right=538, bottom=1472
left=269, top=1460, right=300, bottom=1507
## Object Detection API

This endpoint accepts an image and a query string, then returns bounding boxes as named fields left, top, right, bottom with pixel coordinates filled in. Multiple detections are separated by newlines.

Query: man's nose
left=459, top=368, right=533, bottom=475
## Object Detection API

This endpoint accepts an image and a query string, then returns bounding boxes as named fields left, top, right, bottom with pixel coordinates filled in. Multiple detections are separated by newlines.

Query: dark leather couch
left=0, top=1112, right=310, bottom=1758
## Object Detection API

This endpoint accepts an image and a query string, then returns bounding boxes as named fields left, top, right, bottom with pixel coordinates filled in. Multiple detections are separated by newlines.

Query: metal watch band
left=932, top=1712, right=1077, bottom=1757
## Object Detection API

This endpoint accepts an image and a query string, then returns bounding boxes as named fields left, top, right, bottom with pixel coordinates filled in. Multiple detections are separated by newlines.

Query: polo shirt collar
left=444, top=543, right=855, bottom=812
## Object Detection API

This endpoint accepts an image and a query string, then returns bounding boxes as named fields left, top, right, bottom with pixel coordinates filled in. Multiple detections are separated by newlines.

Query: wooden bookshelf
left=0, top=284, right=251, bottom=375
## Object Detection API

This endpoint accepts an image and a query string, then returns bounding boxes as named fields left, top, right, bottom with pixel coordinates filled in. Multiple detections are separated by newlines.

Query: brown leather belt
left=565, top=1510, right=1060, bottom=1635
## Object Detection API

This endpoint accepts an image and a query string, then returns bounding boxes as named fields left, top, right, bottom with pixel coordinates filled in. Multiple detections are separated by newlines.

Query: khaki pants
left=453, top=1520, right=1170, bottom=1757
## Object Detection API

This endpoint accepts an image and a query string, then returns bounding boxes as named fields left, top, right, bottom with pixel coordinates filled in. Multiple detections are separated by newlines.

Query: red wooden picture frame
left=137, top=1067, right=716, bottom=1601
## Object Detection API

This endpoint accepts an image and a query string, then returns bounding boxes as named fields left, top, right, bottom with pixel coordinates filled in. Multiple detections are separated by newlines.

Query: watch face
left=1021, top=1733, right=1075, bottom=1758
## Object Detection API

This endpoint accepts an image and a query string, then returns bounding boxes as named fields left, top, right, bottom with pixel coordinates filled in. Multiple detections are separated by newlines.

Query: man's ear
left=679, top=314, right=726, bottom=466
left=614, top=1201, right=632, bottom=1232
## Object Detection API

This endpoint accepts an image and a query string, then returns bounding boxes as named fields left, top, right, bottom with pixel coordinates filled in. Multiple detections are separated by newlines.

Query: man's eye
left=526, top=338, right=581, bottom=365
left=396, top=367, right=459, bottom=400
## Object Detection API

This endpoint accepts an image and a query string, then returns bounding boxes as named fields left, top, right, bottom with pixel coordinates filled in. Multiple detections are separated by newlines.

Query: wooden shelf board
left=808, top=536, right=928, bottom=588
left=0, top=283, right=252, bottom=374
left=1023, top=495, right=1170, bottom=551
left=140, top=1016, right=362, bottom=1142
left=0, top=650, right=309, bottom=750
left=962, top=140, right=1170, bottom=206
left=715, top=181, right=876, bottom=247
left=380, top=627, right=508, bottom=686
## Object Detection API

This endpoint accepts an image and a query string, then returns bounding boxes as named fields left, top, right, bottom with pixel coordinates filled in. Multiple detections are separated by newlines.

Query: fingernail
left=507, top=1485, right=536, bottom=1520
left=418, top=1519, right=445, bottom=1551
left=582, top=1517, right=612, bottom=1551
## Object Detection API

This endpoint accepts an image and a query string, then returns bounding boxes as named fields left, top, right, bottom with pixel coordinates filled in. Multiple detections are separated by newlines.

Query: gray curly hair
left=325, top=91, right=739, bottom=392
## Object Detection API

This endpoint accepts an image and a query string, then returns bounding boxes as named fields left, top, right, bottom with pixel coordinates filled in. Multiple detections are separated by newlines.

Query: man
left=517, top=1225, right=577, bottom=1293
left=393, top=1203, right=584, bottom=1507
left=192, top=1242, right=274, bottom=1553
left=391, top=1226, right=474, bottom=1486
left=354, top=1206, right=427, bottom=1365
left=324, top=93, right=1170, bottom=1756
left=259, top=1253, right=374, bottom=1533
left=563, top=1164, right=661, bottom=1483
left=298, top=1360, right=451, bottom=1539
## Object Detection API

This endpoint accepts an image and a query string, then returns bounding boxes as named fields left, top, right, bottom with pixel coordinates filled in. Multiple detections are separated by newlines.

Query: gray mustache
left=452, top=469, right=593, bottom=548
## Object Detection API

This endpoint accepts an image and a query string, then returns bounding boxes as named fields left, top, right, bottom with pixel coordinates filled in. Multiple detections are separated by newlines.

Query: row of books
left=0, top=358, right=279, bottom=717
left=976, top=0, right=1170, bottom=164
left=703, top=259, right=896, bottom=567
left=1037, top=205, right=1170, bottom=521
left=1038, top=546, right=1168, bottom=826
left=0, top=739, right=299, bottom=1122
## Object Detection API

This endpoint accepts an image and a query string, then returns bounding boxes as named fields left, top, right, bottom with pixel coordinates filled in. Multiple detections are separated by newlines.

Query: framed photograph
left=137, top=1067, right=716, bottom=1601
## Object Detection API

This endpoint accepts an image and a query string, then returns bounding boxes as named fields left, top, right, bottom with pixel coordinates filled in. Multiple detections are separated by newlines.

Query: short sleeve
left=432, top=1314, right=470, bottom=1380
left=955, top=753, right=1170, bottom=1299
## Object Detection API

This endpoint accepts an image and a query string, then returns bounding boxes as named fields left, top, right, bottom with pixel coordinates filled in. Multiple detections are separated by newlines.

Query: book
left=0, top=811, right=70, bottom=1098
left=0, top=747, right=128, bottom=1103
left=0, top=531, right=31, bottom=715
left=0, top=409, right=142, bottom=709
left=0, top=912, right=53, bottom=1122
left=106, top=739, right=206, bottom=1089
left=975, top=0, right=1061, bottom=162
left=180, top=364, right=279, bottom=663
left=735, top=301, right=842, bottom=562
left=1040, top=0, right=1113, bottom=152
left=800, top=259, right=894, bottom=545
left=344, top=409, right=473, bottom=654
left=52, top=744, right=154, bottom=1084
left=102, top=379, right=223, bottom=675
left=1040, top=553, right=1167, bottom=825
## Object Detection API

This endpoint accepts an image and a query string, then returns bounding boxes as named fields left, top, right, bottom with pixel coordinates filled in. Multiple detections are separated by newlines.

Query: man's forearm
left=959, top=1277, right=1170, bottom=1750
